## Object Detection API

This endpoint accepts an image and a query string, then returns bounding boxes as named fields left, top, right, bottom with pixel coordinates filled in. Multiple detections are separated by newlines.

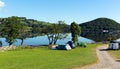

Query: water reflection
left=0, top=34, right=94, bottom=46
left=2, top=31, right=120, bottom=46
left=81, top=31, right=120, bottom=42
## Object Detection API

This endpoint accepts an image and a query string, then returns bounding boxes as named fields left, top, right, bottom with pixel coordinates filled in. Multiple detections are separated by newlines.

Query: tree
left=1, top=16, right=23, bottom=46
left=70, top=22, right=81, bottom=45
left=42, top=21, right=67, bottom=45
left=18, top=25, right=32, bottom=46
left=0, top=41, right=2, bottom=47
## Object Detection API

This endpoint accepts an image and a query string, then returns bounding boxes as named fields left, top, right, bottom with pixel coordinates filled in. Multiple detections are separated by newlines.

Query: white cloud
left=0, top=1, right=5, bottom=7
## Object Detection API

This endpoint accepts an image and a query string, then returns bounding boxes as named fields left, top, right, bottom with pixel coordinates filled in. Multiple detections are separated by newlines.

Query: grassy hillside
left=0, top=44, right=101, bottom=69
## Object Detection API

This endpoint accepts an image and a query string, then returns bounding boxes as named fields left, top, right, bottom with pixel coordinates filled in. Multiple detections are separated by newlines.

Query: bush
left=78, top=42, right=87, bottom=48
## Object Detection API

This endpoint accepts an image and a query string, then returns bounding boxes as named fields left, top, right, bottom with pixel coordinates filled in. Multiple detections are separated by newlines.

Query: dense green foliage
left=80, top=18, right=120, bottom=42
left=18, top=26, right=32, bottom=45
left=0, top=16, right=24, bottom=45
left=0, top=16, right=70, bottom=35
left=0, top=44, right=100, bottom=69
left=0, top=16, right=50, bottom=37
left=70, top=22, right=81, bottom=43
left=0, top=16, right=70, bottom=45
left=41, top=21, right=68, bottom=44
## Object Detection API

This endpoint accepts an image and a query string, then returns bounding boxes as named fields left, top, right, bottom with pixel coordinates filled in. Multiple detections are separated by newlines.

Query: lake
left=0, top=34, right=94, bottom=46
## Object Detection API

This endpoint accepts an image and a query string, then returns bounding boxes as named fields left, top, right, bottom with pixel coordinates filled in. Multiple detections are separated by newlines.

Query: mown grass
left=108, top=50, right=120, bottom=59
left=0, top=44, right=101, bottom=69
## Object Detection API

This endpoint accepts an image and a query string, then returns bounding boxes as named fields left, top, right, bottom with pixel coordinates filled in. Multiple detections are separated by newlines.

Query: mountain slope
left=80, top=18, right=120, bottom=42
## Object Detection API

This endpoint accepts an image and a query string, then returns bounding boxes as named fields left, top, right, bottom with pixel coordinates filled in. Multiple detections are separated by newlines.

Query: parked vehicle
left=109, top=41, right=120, bottom=50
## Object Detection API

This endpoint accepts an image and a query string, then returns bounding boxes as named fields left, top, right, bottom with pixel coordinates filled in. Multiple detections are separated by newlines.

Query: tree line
left=0, top=16, right=80, bottom=46
left=1, top=16, right=120, bottom=45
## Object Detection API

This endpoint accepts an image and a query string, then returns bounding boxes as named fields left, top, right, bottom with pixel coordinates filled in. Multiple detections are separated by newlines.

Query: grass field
left=108, top=50, right=120, bottom=59
left=0, top=44, right=101, bottom=69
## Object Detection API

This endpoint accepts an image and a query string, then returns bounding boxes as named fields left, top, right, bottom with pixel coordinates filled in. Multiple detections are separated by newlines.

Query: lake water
left=0, top=34, right=94, bottom=46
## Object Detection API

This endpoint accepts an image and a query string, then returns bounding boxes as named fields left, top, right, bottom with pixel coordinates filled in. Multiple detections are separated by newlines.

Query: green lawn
left=0, top=44, right=101, bottom=69
left=108, top=50, right=120, bottom=59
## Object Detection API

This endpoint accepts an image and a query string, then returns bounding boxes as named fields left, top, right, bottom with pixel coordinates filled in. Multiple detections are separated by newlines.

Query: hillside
left=0, top=16, right=70, bottom=34
left=80, top=18, right=120, bottom=42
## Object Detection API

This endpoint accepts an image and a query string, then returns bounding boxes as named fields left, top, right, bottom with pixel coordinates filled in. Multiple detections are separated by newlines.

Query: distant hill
left=0, top=16, right=70, bottom=34
left=0, top=17, right=51, bottom=34
left=80, top=18, right=120, bottom=32
left=80, top=18, right=120, bottom=42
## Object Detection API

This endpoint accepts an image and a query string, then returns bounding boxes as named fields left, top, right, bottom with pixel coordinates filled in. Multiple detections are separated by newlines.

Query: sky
left=0, top=0, right=120, bottom=24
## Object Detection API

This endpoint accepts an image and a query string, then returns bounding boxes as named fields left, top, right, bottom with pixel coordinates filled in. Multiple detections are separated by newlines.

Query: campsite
left=0, top=0, right=120, bottom=69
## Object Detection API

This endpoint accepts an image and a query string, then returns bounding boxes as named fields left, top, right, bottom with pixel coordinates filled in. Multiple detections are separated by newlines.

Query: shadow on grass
left=99, top=49, right=119, bottom=51
left=99, top=49, right=109, bottom=51
left=116, top=60, right=120, bottom=62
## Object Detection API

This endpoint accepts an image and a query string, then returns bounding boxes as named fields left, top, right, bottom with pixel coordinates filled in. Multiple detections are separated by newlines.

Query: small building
left=103, top=30, right=109, bottom=33
left=109, top=41, right=120, bottom=50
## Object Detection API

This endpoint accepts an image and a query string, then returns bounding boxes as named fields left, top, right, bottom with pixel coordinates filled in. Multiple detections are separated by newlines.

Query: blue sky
left=0, top=0, right=120, bottom=24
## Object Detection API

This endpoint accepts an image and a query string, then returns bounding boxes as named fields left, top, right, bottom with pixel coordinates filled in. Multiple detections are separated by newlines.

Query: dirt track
left=76, top=46, right=120, bottom=69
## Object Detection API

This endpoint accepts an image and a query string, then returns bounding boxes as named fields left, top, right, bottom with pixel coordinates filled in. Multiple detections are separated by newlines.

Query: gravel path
left=76, top=46, right=120, bottom=69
